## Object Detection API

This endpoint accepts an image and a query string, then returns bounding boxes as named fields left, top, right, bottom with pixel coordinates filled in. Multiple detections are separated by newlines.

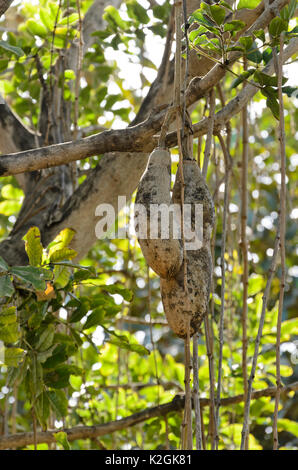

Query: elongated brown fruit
left=160, top=159, right=215, bottom=338
left=134, top=147, right=183, bottom=279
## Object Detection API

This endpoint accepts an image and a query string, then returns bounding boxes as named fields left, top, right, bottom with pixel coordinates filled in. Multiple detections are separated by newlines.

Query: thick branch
left=0, top=0, right=13, bottom=17
left=1, top=34, right=297, bottom=178
left=166, top=37, right=298, bottom=145
left=0, top=382, right=296, bottom=449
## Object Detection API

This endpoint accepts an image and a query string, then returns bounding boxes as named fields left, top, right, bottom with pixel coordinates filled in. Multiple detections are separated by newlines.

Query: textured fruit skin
left=135, top=147, right=183, bottom=279
left=135, top=150, right=215, bottom=339
left=160, top=160, right=215, bottom=338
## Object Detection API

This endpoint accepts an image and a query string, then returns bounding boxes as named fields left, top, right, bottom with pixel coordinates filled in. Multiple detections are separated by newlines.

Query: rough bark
left=0, top=0, right=292, bottom=265
left=0, top=0, right=13, bottom=17
left=0, top=382, right=296, bottom=449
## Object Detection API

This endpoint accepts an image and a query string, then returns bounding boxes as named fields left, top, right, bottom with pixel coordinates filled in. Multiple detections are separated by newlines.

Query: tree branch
left=0, top=382, right=296, bottom=449
left=0, top=0, right=13, bottom=17
left=1, top=34, right=296, bottom=178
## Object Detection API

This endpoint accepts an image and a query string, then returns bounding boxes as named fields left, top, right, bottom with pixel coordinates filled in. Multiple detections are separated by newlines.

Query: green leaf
left=190, top=9, right=219, bottom=34
left=189, top=26, right=206, bottom=43
left=50, top=248, right=77, bottom=263
left=219, top=1, right=233, bottom=11
left=26, top=19, right=48, bottom=38
left=0, top=306, right=17, bottom=325
left=44, top=364, right=82, bottom=389
left=0, top=322, right=19, bottom=343
left=53, top=265, right=70, bottom=288
left=83, top=308, right=105, bottom=330
left=223, top=20, right=245, bottom=32
left=281, top=318, right=298, bottom=337
left=254, top=71, right=288, bottom=87
left=4, top=347, right=25, bottom=367
left=0, top=40, right=24, bottom=57
left=103, top=6, right=129, bottom=30
left=39, top=7, right=54, bottom=30
left=280, top=0, right=296, bottom=21
left=269, top=17, right=288, bottom=38
left=0, top=275, right=14, bottom=297
left=69, top=299, right=89, bottom=323
left=248, top=274, right=264, bottom=296
left=239, top=36, right=253, bottom=50
left=0, top=256, right=9, bottom=272
left=64, top=69, right=76, bottom=81
left=1, top=184, right=23, bottom=200
left=73, top=269, right=95, bottom=283
left=282, top=86, right=298, bottom=97
left=246, top=42, right=262, bottom=63
left=210, top=5, right=226, bottom=25
left=261, top=85, right=278, bottom=100
left=230, top=68, right=255, bottom=89
left=266, top=96, right=280, bottom=120
left=109, top=336, right=150, bottom=355
left=69, top=374, right=82, bottom=391
left=35, top=392, right=50, bottom=430
left=23, top=227, right=43, bottom=267
left=47, top=228, right=76, bottom=258
left=277, top=419, right=298, bottom=437
left=263, top=47, right=273, bottom=64
left=254, top=29, right=266, bottom=43
left=47, top=390, right=68, bottom=417
left=237, top=0, right=259, bottom=9
left=54, top=431, right=71, bottom=450
left=35, top=325, right=55, bottom=352
left=37, top=345, right=57, bottom=364
left=11, top=266, right=52, bottom=291
left=28, top=307, right=46, bottom=329
left=59, top=13, right=79, bottom=26
left=127, top=0, right=150, bottom=24
left=0, top=200, right=22, bottom=215
left=99, top=284, right=133, bottom=302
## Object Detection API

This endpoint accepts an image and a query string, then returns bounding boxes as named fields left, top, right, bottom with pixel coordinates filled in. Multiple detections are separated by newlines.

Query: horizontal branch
left=116, top=315, right=168, bottom=326
left=0, top=381, right=296, bottom=449
left=0, top=0, right=289, bottom=177
left=96, top=380, right=183, bottom=391
left=165, top=37, right=298, bottom=146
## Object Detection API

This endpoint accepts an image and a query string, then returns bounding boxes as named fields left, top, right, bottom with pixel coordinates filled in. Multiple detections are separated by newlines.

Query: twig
left=116, top=315, right=168, bottom=326
left=147, top=265, right=160, bottom=406
left=202, top=88, right=216, bottom=179
left=192, top=334, right=203, bottom=450
left=1, top=382, right=297, bottom=449
left=215, top=133, right=232, bottom=449
left=204, top=314, right=217, bottom=448
left=174, top=0, right=192, bottom=450
left=1, top=38, right=297, bottom=176
left=182, top=321, right=193, bottom=450
left=240, top=57, right=249, bottom=450
left=272, top=32, right=286, bottom=451
left=240, top=224, right=281, bottom=449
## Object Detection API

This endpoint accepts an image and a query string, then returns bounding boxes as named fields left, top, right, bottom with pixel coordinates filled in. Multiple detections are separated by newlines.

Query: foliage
left=0, top=0, right=297, bottom=451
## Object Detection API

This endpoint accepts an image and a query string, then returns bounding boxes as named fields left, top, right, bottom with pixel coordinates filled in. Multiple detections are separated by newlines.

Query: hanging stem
left=148, top=264, right=160, bottom=406
left=183, top=321, right=193, bottom=450
left=241, top=57, right=249, bottom=450
left=193, top=334, right=203, bottom=449
left=215, top=133, right=232, bottom=449
left=204, top=314, right=217, bottom=448
left=240, top=224, right=281, bottom=449
left=202, top=88, right=216, bottom=180
left=174, top=0, right=192, bottom=450
left=73, top=0, right=83, bottom=141
left=272, top=32, right=286, bottom=451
